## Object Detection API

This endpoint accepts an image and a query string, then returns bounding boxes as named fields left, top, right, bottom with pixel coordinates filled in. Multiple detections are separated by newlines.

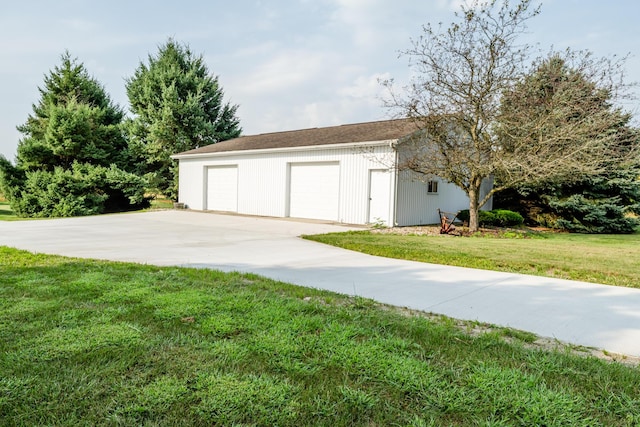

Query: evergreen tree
left=126, top=39, right=241, bottom=200
left=17, top=52, right=129, bottom=171
left=496, top=56, right=640, bottom=233
left=0, top=53, right=148, bottom=217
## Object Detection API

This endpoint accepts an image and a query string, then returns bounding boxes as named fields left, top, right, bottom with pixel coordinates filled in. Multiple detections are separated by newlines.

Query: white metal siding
left=176, top=143, right=482, bottom=227
left=289, top=162, right=339, bottom=221
left=236, top=155, right=287, bottom=217
left=395, top=171, right=470, bottom=226
left=177, top=144, right=396, bottom=225
left=176, top=159, right=206, bottom=210
left=206, top=166, right=238, bottom=212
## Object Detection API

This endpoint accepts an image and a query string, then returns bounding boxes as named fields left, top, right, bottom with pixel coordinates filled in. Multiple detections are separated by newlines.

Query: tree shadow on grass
left=0, top=206, right=16, bottom=218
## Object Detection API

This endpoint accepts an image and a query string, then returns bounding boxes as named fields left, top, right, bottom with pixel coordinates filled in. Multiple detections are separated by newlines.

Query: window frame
left=427, top=180, right=439, bottom=194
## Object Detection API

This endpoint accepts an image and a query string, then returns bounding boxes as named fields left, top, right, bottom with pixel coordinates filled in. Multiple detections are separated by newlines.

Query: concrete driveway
left=2, top=210, right=640, bottom=358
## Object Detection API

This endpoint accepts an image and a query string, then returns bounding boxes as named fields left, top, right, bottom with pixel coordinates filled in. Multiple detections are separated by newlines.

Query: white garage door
left=206, top=165, right=238, bottom=212
left=289, top=162, right=339, bottom=221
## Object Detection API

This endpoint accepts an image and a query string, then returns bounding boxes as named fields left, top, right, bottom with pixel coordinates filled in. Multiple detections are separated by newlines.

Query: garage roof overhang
left=171, top=118, right=420, bottom=160
left=171, top=139, right=397, bottom=160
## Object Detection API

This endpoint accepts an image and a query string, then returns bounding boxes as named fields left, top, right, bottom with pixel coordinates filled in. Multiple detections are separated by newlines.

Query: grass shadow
left=0, top=202, right=17, bottom=219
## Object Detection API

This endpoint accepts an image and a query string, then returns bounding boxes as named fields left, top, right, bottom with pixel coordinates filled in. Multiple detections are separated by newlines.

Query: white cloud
left=327, top=0, right=423, bottom=50
left=231, top=49, right=334, bottom=95
left=445, top=0, right=469, bottom=12
left=231, top=41, right=280, bottom=59
left=329, top=0, right=382, bottom=48
left=339, top=72, right=390, bottom=100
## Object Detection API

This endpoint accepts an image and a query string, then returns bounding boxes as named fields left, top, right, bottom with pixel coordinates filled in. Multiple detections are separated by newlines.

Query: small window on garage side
left=427, top=180, right=438, bottom=194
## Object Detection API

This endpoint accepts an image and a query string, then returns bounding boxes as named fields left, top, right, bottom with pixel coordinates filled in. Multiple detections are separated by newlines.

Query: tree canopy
left=496, top=55, right=640, bottom=233
left=385, top=0, right=540, bottom=231
left=126, top=39, right=242, bottom=200
left=16, top=53, right=128, bottom=171
left=385, top=0, right=638, bottom=232
left=0, top=53, right=147, bottom=217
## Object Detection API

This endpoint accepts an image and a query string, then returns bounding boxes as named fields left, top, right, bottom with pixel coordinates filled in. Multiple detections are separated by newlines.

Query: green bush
left=8, top=166, right=104, bottom=217
left=456, top=210, right=469, bottom=222
left=480, top=210, right=496, bottom=226
left=456, top=209, right=495, bottom=226
left=492, top=209, right=524, bottom=227
left=496, top=168, right=640, bottom=234
left=456, top=209, right=523, bottom=227
left=5, top=162, right=148, bottom=218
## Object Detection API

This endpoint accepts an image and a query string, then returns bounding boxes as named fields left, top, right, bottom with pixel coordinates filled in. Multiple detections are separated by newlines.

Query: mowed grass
left=0, top=200, right=18, bottom=221
left=304, top=230, right=640, bottom=289
left=148, top=196, right=175, bottom=210
left=1, top=247, right=639, bottom=426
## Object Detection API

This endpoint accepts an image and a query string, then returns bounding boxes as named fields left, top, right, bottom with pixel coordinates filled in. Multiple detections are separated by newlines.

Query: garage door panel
left=206, top=166, right=238, bottom=212
left=289, top=163, right=339, bottom=221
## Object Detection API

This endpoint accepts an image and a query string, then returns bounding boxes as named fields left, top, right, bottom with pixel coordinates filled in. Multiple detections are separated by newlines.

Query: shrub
left=456, top=209, right=495, bottom=226
left=3, top=54, right=150, bottom=218
left=495, top=169, right=640, bottom=234
left=492, top=209, right=524, bottom=227
left=456, top=210, right=469, bottom=222
left=6, top=162, right=148, bottom=218
left=456, top=209, right=523, bottom=227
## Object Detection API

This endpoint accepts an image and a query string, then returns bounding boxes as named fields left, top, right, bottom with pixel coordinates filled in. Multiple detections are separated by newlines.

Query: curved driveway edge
left=1, top=210, right=639, bottom=357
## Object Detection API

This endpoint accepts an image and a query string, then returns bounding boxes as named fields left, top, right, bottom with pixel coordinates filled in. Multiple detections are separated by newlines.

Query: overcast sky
left=1, top=0, right=638, bottom=161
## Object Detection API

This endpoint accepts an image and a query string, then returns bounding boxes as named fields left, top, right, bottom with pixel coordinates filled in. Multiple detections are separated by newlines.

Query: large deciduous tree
left=384, top=0, right=540, bottom=232
left=126, top=39, right=242, bottom=200
left=384, top=0, right=638, bottom=232
left=0, top=53, right=147, bottom=218
left=495, top=55, right=640, bottom=233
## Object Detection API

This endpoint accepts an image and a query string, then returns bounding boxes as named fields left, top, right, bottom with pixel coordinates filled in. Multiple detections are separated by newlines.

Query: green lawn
left=304, top=230, right=640, bottom=289
left=1, top=247, right=639, bottom=426
left=0, top=200, right=17, bottom=221
left=149, top=196, right=175, bottom=210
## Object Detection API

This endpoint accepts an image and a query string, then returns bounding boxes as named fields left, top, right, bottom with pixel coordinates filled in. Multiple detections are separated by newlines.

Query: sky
left=1, top=0, right=639, bottom=161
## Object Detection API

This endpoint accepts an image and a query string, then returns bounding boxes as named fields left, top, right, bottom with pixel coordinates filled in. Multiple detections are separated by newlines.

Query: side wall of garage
left=395, top=170, right=494, bottom=227
left=176, top=143, right=398, bottom=226
left=395, top=170, right=471, bottom=226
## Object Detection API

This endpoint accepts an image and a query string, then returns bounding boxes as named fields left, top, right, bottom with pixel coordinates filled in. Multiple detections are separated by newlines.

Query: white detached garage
left=172, top=119, right=490, bottom=227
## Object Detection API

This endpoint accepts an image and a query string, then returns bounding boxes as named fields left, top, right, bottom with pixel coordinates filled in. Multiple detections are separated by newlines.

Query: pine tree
left=126, top=39, right=241, bottom=200
left=0, top=53, right=147, bottom=217
left=17, top=52, right=129, bottom=171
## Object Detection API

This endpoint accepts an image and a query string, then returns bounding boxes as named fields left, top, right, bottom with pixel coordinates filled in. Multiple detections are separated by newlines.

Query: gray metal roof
left=174, top=118, right=418, bottom=156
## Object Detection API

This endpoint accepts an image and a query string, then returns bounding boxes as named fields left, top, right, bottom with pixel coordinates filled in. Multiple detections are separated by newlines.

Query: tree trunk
left=468, top=186, right=480, bottom=233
